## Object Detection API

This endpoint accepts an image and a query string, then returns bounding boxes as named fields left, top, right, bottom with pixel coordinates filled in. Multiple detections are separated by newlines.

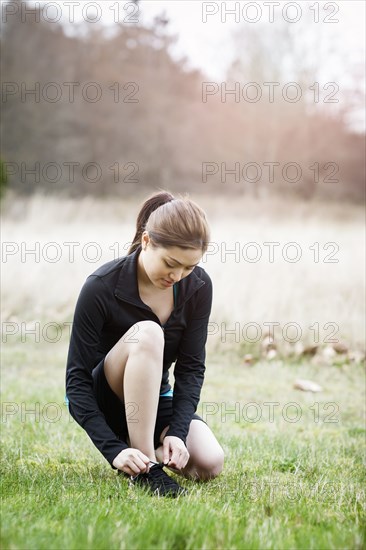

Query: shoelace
left=118, top=459, right=164, bottom=477
left=143, top=464, right=183, bottom=493
left=130, top=460, right=165, bottom=481
left=151, top=469, right=178, bottom=487
left=129, top=461, right=186, bottom=496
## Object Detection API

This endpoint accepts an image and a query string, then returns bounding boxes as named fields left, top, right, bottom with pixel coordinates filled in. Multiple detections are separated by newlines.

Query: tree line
left=1, top=0, right=364, bottom=201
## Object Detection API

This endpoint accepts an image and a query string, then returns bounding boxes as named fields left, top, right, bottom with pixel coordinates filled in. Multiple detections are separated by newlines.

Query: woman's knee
left=129, top=320, right=165, bottom=357
left=104, top=321, right=164, bottom=388
left=103, top=321, right=165, bottom=400
left=104, top=321, right=163, bottom=373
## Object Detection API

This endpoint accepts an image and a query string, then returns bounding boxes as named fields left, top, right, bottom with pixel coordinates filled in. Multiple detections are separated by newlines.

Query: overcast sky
left=140, top=1, right=365, bottom=79
left=22, top=1, right=365, bottom=76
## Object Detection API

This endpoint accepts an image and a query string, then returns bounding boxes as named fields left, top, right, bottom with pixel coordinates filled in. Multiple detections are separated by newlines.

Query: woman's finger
left=163, top=439, right=171, bottom=464
left=169, top=446, right=182, bottom=469
left=136, top=450, right=151, bottom=465
left=175, top=448, right=189, bottom=470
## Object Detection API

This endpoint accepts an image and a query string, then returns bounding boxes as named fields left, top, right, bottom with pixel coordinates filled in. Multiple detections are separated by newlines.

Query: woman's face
left=139, top=232, right=203, bottom=290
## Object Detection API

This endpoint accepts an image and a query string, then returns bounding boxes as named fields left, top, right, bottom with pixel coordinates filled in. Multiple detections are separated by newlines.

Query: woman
left=65, top=191, right=224, bottom=497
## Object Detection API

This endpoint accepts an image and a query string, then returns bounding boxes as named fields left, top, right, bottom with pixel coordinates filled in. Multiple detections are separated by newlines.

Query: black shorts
left=91, top=359, right=206, bottom=449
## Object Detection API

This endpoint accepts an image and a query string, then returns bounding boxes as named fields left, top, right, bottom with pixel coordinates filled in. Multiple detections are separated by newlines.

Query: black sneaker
left=129, top=462, right=187, bottom=497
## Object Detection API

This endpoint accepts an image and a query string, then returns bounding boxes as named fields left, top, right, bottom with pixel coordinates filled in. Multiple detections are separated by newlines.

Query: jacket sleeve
left=165, top=272, right=213, bottom=444
left=65, top=275, right=128, bottom=468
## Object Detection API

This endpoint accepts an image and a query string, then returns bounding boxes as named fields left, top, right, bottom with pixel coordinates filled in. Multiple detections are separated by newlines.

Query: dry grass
left=1, top=191, right=365, bottom=350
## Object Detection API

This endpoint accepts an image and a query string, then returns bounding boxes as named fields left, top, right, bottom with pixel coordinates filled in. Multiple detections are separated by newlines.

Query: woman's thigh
left=92, top=358, right=127, bottom=440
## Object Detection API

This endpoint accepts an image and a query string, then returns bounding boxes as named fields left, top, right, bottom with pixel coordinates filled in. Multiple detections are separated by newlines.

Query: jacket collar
left=114, top=244, right=205, bottom=309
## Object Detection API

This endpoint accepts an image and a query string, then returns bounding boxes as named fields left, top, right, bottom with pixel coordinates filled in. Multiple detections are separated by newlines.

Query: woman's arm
left=164, top=271, right=213, bottom=444
left=65, top=275, right=128, bottom=468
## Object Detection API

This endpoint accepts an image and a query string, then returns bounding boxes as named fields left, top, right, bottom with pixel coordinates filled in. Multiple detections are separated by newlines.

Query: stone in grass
left=332, top=341, right=348, bottom=354
left=302, top=345, right=319, bottom=357
left=266, top=349, right=277, bottom=360
left=322, top=345, right=336, bottom=360
left=311, top=345, right=336, bottom=366
left=293, top=379, right=323, bottom=393
left=243, top=354, right=254, bottom=365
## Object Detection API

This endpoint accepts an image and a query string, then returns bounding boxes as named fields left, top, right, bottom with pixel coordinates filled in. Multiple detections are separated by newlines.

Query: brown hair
left=127, top=190, right=210, bottom=255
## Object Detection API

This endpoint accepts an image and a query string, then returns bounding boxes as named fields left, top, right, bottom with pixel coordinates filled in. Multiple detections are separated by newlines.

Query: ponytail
left=127, top=191, right=175, bottom=254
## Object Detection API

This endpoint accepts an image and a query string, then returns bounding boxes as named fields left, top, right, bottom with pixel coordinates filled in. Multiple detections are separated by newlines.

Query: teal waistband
left=160, top=389, right=173, bottom=398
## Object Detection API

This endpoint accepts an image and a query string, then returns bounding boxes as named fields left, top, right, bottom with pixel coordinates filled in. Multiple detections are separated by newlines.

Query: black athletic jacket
left=65, top=244, right=213, bottom=468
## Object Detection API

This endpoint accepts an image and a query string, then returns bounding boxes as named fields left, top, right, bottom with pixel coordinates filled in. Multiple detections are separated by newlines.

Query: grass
left=1, top=192, right=365, bottom=548
left=1, top=338, right=365, bottom=550
left=1, top=191, right=365, bottom=348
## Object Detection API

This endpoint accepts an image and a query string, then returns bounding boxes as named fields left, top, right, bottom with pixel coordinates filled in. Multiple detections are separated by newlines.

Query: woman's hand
left=112, top=448, right=151, bottom=476
left=163, top=436, right=190, bottom=470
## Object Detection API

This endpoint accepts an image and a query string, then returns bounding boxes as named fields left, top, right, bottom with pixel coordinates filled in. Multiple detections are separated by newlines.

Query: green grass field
left=1, top=337, right=365, bottom=550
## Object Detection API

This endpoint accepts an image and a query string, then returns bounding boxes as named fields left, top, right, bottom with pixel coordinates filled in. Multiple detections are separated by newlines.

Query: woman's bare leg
left=156, top=420, right=224, bottom=480
left=103, top=320, right=164, bottom=462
